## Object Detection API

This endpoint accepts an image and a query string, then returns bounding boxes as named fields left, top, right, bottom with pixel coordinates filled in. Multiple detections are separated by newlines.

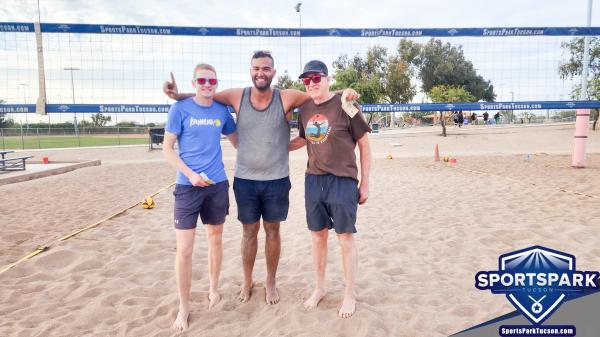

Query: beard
left=252, top=75, right=273, bottom=91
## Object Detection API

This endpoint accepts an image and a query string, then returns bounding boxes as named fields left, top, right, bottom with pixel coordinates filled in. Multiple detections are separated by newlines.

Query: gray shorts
left=173, top=181, right=229, bottom=229
left=305, top=174, right=358, bottom=234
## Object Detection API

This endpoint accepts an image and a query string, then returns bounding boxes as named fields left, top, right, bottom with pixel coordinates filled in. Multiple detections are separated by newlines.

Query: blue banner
left=1, top=22, right=600, bottom=37
left=0, top=104, right=170, bottom=114
left=2, top=101, right=600, bottom=114
left=361, top=101, right=600, bottom=112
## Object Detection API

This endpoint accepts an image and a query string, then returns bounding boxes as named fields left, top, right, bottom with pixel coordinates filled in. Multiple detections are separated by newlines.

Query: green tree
left=274, top=70, right=305, bottom=91
left=330, top=66, right=359, bottom=88
left=116, top=121, right=138, bottom=127
left=365, top=45, right=388, bottom=77
left=332, top=54, right=367, bottom=78
left=90, top=113, right=112, bottom=127
left=559, top=37, right=600, bottom=130
left=397, top=39, right=422, bottom=65
left=522, top=111, right=536, bottom=123
left=384, top=56, right=416, bottom=103
left=330, top=68, right=383, bottom=104
left=79, top=119, right=93, bottom=128
left=331, top=45, right=416, bottom=125
left=428, top=85, right=475, bottom=137
left=0, top=98, right=12, bottom=128
left=331, top=45, right=414, bottom=104
left=402, top=38, right=496, bottom=102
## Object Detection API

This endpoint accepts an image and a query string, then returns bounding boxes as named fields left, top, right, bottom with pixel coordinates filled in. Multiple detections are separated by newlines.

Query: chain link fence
left=0, top=127, right=151, bottom=149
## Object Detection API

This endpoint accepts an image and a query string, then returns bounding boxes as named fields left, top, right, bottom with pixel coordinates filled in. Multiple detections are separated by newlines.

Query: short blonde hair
left=193, top=63, right=217, bottom=78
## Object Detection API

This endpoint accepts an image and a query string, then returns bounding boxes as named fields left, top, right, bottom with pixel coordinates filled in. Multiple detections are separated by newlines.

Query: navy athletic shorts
left=305, top=174, right=358, bottom=234
left=173, top=181, right=229, bottom=229
left=233, top=176, right=291, bottom=224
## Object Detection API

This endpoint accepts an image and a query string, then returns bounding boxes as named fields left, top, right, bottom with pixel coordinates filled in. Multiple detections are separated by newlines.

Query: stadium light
left=295, top=2, right=302, bottom=73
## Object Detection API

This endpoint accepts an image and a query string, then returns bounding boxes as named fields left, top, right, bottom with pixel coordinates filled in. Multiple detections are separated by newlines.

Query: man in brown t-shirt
left=289, top=60, right=372, bottom=319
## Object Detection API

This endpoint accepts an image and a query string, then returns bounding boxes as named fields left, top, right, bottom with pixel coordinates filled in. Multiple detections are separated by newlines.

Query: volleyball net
left=1, top=22, right=600, bottom=125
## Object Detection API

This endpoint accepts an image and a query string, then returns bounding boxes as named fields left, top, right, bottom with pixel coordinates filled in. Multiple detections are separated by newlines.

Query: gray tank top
left=235, top=87, right=290, bottom=180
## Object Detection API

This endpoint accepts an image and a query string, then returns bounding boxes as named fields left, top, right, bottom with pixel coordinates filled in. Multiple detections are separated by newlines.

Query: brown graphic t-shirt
left=298, top=93, right=371, bottom=181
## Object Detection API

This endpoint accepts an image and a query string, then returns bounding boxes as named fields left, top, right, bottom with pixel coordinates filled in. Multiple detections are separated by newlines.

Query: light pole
left=18, top=83, right=29, bottom=129
left=510, top=91, right=515, bottom=123
left=295, top=2, right=302, bottom=73
left=37, top=0, right=41, bottom=23
left=64, top=67, right=80, bottom=137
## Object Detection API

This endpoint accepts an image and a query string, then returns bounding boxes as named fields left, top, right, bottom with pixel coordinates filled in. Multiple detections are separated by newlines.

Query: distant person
left=471, top=112, right=477, bottom=125
left=483, top=111, right=489, bottom=124
left=457, top=111, right=464, bottom=128
left=452, top=111, right=459, bottom=127
left=494, top=112, right=500, bottom=124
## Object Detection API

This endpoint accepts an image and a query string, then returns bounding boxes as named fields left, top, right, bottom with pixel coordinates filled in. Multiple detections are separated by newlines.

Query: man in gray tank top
left=164, top=51, right=358, bottom=306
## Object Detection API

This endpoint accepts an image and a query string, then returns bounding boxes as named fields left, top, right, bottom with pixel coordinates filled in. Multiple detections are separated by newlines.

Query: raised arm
left=356, top=133, right=371, bottom=205
left=162, top=72, right=243, bottom=108
left=163, top=72, right=194, bottom=101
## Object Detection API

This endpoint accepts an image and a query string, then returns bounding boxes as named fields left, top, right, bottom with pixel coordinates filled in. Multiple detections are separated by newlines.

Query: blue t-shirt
left=165, top=98, right=236, bottom=185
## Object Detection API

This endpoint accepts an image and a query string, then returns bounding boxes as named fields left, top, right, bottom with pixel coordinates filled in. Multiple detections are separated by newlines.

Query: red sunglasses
left=195, top=77, right=218, bottom=85
left=302, top=74, right=323, bottom=86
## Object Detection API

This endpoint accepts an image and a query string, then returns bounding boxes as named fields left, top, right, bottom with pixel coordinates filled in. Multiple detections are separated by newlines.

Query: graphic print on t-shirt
left=305, top=114, right=331, bottom=144
left=189, top=116, right=222, bottom=128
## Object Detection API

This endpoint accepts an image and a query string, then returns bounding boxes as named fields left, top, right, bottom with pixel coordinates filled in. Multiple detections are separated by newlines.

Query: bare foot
left=172, top=307, right=190, bottom=332
left=238, top=281, right=254, bottom=302
left=338, top=294, right=356, bottom=318
left=303, top=287, right=327, bottom=311
left=265, top=282, right=280, bottom=305
left=208, top=289, right=221, bottom=309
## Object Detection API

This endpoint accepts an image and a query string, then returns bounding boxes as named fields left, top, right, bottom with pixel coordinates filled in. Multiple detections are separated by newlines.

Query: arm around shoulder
left=282, top=89, right=311, bottom=109
left=289, top=136, right=307, bottom=151
left=214, top=88, right=244, bottom=111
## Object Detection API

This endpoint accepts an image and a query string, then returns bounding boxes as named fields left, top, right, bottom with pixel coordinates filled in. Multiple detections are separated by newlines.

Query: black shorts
left=233, top=176, right=291, bottom=224
left=305, top=174, right=358, bottom=234
left=173, top=181, right=229, bottom=229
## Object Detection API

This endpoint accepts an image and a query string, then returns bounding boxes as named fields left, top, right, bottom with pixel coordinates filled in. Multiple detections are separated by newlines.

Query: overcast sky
left=1, top=0, right=596, bottom=28
left=0, top=0, right=597, bottom=125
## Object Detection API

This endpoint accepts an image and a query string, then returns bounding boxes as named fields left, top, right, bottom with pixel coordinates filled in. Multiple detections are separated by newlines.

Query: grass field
left=1, top=135, right=149, bottom=149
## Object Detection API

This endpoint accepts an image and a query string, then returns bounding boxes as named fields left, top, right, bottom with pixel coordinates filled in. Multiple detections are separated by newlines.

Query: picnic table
left=0, top=150, right=33, bottom=171
left=0, top=150, right=15, bottom=160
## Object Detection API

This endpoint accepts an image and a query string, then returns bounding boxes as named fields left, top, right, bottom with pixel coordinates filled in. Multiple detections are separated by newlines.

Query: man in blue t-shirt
left=163, top=63, right=237, bottom=333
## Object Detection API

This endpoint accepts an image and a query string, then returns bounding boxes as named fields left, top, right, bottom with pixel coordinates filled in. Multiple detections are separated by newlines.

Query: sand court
left=0, top=124, right=599, bottom=336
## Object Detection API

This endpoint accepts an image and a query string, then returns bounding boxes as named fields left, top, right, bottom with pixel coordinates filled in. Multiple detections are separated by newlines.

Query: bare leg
left=263, top=221, right=281, bottom=305
left=173, top=228, right=196, bottom=332
left=239, top=222, right=259, bottom=302
left=304, top=228, right=328, bottom=310
left=337, top=233, right=357, bottom=318
left=205, top=224, right=223, bottom=309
